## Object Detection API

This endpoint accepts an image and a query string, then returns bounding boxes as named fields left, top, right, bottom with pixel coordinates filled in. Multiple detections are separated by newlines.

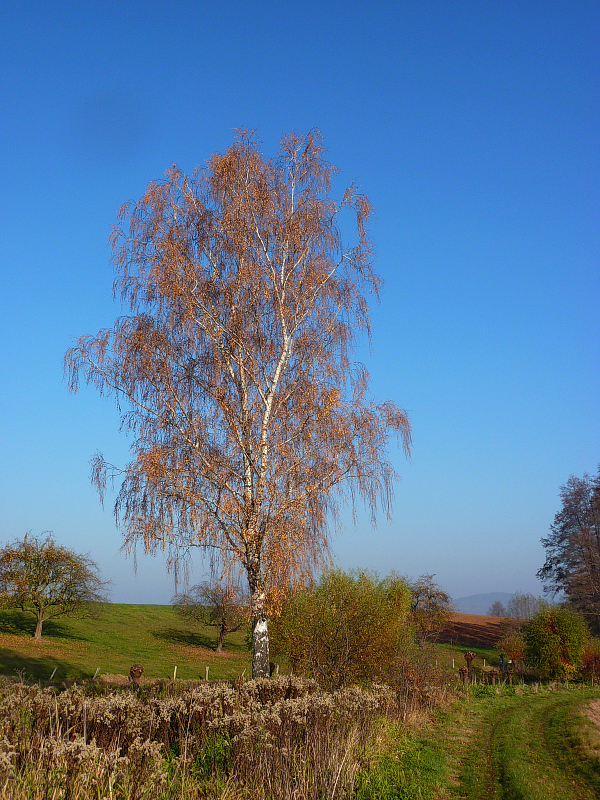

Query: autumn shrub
left=497, top=626, right=527, bottom=665
left=269, top=569, right=413, bottom=690
left=524, top=606, right=587, bottom=679
left=580, top=636, right=600, bottom=683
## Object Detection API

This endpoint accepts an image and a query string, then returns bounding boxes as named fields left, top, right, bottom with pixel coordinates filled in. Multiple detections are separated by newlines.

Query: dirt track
left=439, top=613, right=506, bottom=647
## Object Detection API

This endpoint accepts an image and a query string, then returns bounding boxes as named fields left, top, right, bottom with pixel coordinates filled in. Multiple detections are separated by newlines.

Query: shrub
left=497, top=619, right=527, bottom=665
left=581, top=637, right=600, bottom=683
left=270, top=569, right=412, bottom=690
left=524, top=606, right=587, bottom=679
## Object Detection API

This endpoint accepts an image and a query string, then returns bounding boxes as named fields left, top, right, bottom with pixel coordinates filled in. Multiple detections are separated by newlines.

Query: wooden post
left=205, top=665, right=209, bottom=681
left=173, top=665, right=177, bottom=681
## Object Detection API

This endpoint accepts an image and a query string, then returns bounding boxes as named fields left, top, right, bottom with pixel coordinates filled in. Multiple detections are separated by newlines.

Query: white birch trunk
left=252, top=615, right=270, bottom=678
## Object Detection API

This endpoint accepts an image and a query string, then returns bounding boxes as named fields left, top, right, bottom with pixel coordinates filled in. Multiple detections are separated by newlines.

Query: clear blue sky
left=1, top=0, right=598, bottom=604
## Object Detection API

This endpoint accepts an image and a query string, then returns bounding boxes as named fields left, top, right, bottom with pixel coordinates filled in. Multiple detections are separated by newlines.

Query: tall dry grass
left=0, top=676, right=401, bottom=799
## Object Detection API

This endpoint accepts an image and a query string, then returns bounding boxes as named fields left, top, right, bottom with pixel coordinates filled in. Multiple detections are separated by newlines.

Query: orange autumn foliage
left=65, top=130, right=411, bottom=677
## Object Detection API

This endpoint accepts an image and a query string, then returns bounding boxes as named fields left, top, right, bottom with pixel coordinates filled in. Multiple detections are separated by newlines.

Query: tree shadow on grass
left=0, top=610, right=87, bottom=642
left=0, top=648, right=88, bottom=683
left=152, top=627, right=216, bottom=651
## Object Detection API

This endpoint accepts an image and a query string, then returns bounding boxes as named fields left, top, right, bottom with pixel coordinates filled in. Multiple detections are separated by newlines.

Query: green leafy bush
left=524, top=606, right=587, bottom=679
left=270, top=569, right=412, bottom=690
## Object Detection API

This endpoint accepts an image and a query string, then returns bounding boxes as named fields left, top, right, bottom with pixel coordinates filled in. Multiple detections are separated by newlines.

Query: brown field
left=439, top=612, right=506, bottom=647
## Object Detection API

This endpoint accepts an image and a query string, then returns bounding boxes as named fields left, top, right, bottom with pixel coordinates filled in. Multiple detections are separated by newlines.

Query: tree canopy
left=506, top=591, right=543, bottom=621
left=408, top=574, right=452, bottom=644
left=0, top=533, right=109, bottom=639
left=65, top=130, right=411, bottom=676
left=538, top=467, right=600, bottom=633
left=488, top=600, right=507, bottom=617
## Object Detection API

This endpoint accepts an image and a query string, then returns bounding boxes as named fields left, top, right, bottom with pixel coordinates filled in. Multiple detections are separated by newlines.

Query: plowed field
left=439, top=612, right=506, bottom=647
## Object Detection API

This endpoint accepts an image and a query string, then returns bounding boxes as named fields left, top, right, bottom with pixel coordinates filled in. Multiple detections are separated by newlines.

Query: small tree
left=488, top=600, right=507, bottom=617
left=172, top=580, right=246, bottom=652
left=408, top=574, right=452, bottom=644
left=524, top=606, right=587, bottom=679
left=270, top=569, right=412, bottom=690
left=0, top=533, right=109, bottom=640
left=581, top=638, right=600, bottom=683
left=497, top=626, right=527, bottom=665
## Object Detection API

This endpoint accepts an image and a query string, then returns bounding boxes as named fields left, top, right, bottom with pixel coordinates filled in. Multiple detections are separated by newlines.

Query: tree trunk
left=248, top=564, right=270, bottom=678
left=216, top=620, right=226, bottom=653
left=34, top=615, right=43, bottom=641
left=252, top=614, right=270, bottom=678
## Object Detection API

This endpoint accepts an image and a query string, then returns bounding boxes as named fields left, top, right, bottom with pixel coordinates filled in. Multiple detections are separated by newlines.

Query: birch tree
left=65, top=130, right=411, bottom=677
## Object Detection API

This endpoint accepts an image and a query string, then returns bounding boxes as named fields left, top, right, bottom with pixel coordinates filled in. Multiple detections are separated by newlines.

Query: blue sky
left=1, top=0, right=598, bottom=604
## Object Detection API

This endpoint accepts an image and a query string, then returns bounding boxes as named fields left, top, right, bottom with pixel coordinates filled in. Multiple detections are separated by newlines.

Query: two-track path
left=434, top=686, right=600, bottom=799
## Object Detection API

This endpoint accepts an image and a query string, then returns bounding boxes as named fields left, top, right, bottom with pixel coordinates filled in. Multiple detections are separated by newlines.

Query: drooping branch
left=65, top=130, right=411, bottom=676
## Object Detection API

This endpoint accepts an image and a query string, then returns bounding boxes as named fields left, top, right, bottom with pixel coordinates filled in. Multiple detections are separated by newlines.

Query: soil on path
left=585, top=698, right=600, bottom=730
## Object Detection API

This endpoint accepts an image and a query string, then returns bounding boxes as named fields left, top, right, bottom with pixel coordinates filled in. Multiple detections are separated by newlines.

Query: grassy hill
left=0, top=603, right=251, bottom=683
left=0, top=605, right=506, bottom=686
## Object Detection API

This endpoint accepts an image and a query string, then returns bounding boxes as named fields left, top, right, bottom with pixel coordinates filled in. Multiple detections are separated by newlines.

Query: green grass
left=0, top=604, right=251, bottom=683
left=5, top=606, right=600, bottom=800
left=430, top=685, right=600, bottom=799
left=432, top=641, right=500, bottom=680
left=353, top=719, right=446, bottom=799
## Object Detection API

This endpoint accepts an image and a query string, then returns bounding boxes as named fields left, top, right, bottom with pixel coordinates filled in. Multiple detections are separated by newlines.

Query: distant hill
left=453, top=592, right=512, bottom=616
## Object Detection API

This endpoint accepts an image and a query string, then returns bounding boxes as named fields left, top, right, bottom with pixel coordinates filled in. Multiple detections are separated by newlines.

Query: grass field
left=431, top=684, right=600, bottom=799
left=0, top=602, right=563, bottom=691
left=0, top=603, right=251, bottom=683
left=2, top=607, right=600, bottom=798
left=0, top=606, right=501, bottom=687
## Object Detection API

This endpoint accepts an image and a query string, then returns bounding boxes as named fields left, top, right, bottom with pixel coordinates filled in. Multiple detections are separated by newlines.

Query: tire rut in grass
left=524, top=695, right=588, bottom=800
left=448, top=696, right=513, bottom=799
left=483, top=706, right=513, bottom=800
left=451, top=691, right=599, bottom=800
left=538, top=693, right=600, bottom=799
left=489, top=691, right=597, bottom=800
